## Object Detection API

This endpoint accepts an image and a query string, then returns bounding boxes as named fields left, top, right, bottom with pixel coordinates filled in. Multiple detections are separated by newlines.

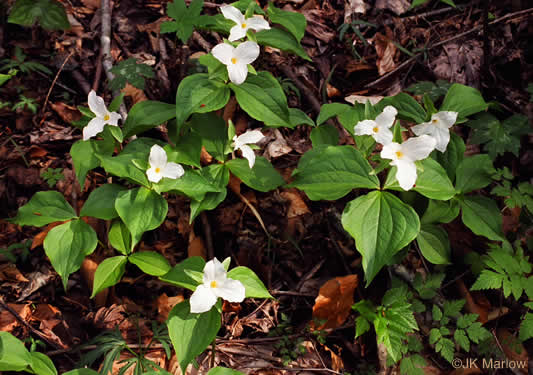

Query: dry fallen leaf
left=312, top=274, right=358, bottom=329
left=496, top=328, right=529, bottom=374
left=345, top=94, right=384, bottom=105
left=373, top=31, right=397, bottom=76
left=32, top=221, right=64, bottom=250
left=50, top=102, right=82, bottom=124
left=280, top=190, right=310, bottom=218
left=80, top=258, right=108, bottom=306
left=375, top=0, right=410, bottom=15
left=456, top=279, right=488, bottom=324
left=188, top=231, right=206, bottom=259
left=154, top=293, right=184, bottom=322
left=0, top=303, right=31, bottom=332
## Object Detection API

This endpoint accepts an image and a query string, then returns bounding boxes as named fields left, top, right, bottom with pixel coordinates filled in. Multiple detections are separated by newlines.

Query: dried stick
left=41, top=50, right=74, bottom=114
left=200, top=211, right=215, bottom=260
left=280, top=65, right=321, bottom=114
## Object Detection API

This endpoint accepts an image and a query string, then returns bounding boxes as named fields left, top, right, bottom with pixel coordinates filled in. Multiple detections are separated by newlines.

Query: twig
left=239, top=365, right=343, bottom=374
left=92, top=50, right=103, bottom=92
left=200, top=212, right=215, bottom=260
left=192, top=31, right=212, bottom=52
left=383, top=0, right=483, bottom=25
left=366, top=7, right=533, bottom=88
left=280, top=65, right=321, bottom=114
left=42, top=50, right=74, bottom=114
left=271, top=290, right=316, bottom=297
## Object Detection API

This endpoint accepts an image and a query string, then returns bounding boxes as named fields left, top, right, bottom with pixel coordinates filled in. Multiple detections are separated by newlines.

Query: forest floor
left=1, top=0, right=533, bottom=374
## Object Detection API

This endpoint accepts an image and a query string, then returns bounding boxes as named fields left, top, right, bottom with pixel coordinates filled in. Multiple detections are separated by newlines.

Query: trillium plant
left=6, top=0, right=521, bottom=371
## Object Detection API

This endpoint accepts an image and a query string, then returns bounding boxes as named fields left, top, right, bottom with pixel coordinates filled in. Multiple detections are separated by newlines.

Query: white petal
left=149, top=145, right=167, bottom=168
left=380, top=142, right=402, bottom=161
left=373, top=127, right=393, bottom=145
left=354, top=120, right=376, bottom=136
left=395, top=159, right=418, bottom=190
left=211, top=43, right=235, bottom=66
left=433, top=111, right=458, bottom=128
left=190, top=285, right=218, bottom=314
left=430, top=127, right=450, bottom=152
left=83, top=117, right=106, bottom=140
left=227, top=63, right=248, bottom=85
left=228, top=24, right=247, bottom=42
left=220, top=5, right=245, bottom=26
left=375, top=105, right=397, bottom=129
left=411, top=122, right=431, bottom=137
left=106, top=112, right=122, bottom=126
left=146, top=167, right=163, bottom=183
left=214, top=278, right=246, bottom=302
left=235, top=129, right=264, bottom=148
left=88, top=90, right=108, bottom=118
left=234, top=41, right=260, bottom=65
left=162, top=162, right=185, bottom=180
left=246, top=16, right=270, bottom=31
left=402, top=135, right=437, bottom=161
left=239, top=144, right=256, bottom=168
left=203, top=258, right=226, bottom=284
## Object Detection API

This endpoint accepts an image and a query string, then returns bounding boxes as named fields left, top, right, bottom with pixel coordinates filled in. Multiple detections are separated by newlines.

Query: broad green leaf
left=109, top=219, right=132, bottom=255
left=227, top=266, right=272, bottom=298
left=91, top=256, right=127, bottom=297
left=43, top=219, right=97, bottom=289
left=160, top=256, right=205, bottom=291
left=384, top=158, right=455, bottom=200
left=338, top=104, right=366, bottom=136
left=0, top=332, right=32, bottom=371
left=166, top=130, right=202, bottom=168
left=80, top=184, right=126, bottom=220
left=226, top=157, right=285, bottom=192
left=460, top=196, right=504, bottom=241
left=63, top=370, right=99, bottom=375
left=189, top=113, right=228, bottom=161
left=379, top=92, right=426, bottom=124
left=115, top=187, right=168, bottom=250
left=70, top=138, right=114, bottom=186
left=267, top=3, right=306, bottom=42
left=230, top=71, right=292, bottom=127
left=129, top=251, right=171, bottom=276
left=434, top=132, right=465, bottom=181
left=310, top=124, right=339, bottom=147
left=154, top=169, right=223, bottom=201
left=455, top=154, right=494, bottom=194
left=190, top=165, right=230, bottom=222
left=289, top=108, right=314, bottom=127
left=8, top=0, right=70, bottom=30
left=122, top=101, right=176, bottom=138
left=9, top=191, right=76, bottom=227
left=256, top=28, right=311, bottom=61
left=176, top=74, right=230, bottom=128
left=440, top=83, right=487, bottom=119
left=0, top=69, right=17, bottom=86
left=29, top=352, right=57, bottom=375
left=421, top=199, right=460, bottom=224
left=290, top=145, right=379, bottom=200
left=167, top=300, right=221, bottom=373
left=316, top=103, right=351, bottom=126
left=198, top=53, right=229, bottom=82
left=416, top=224, right=451, bottom=265
left=208, top=367, right=245, bottom=375
left=342, top=191, right=420, bottom=284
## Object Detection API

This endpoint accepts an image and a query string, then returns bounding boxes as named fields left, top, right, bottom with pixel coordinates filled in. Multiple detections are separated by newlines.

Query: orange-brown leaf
left=312, top=275, right=358, bottom=330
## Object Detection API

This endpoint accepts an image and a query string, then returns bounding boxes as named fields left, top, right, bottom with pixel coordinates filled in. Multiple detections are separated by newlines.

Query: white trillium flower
left=190, top=258, right=246, bottom=314
left=354, top=106, right=397, bottom=145
left=220, top=5, right=270, bottom=42
left=83, top=90, right=122, bottom=141
left=146, top=145, right=185, bottom=183
left=233, top=129, right=265, bottom=168
left=411, top=111, right=458, bottom=152
left=380, top=135, right=437, bottom=191
left=211, top=41, right=260, bottom=85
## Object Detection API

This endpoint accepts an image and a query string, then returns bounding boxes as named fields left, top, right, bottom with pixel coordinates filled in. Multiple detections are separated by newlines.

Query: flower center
left=241, top=23, right=247, bottom=29
left=432, top=119, right=438, bottom=124
left=231, top=57, right=238, bottom=64
left=395, top=151, right=403, bottom=159
left=104, top=114, right=110, bottom=121
left=155, top=167, right=161, bottom=173
left=210, top=281, right=218, bottom=288
left=372, top=127, right=379, bottom=133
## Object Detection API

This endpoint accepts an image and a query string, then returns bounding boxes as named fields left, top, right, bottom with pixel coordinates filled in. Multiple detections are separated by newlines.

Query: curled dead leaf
left=312, top=274, right=358, bottom=330
left=188, top=231, right=206, bottom=259
left=373, top=31, right=397, bottom=76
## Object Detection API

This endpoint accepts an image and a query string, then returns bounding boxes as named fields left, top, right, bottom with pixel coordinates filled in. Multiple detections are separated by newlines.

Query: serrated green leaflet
left=342, top=191, right=420, bottom=285
left=9, top=191, right=76, bottom=227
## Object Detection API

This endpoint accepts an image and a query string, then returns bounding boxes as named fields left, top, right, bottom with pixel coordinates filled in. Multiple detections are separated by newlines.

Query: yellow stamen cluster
left=104, top=114, right=110, bottom=121
left=395, top=151, right=403, bottom=158
left=155, top=167, right=161, bottom=173
left=241, top=23, right=247, bottom=28
left=231, top=57, right=237, bottom=64
left=210, top=281, right=218, bottom=288
left=372, top=127, right=379, bottom=133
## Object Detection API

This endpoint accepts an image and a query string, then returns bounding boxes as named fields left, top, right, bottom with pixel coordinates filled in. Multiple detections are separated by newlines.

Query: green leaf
left=167, top=300, right=221, bottom=373
left=8, top=0, right=70, bottom=30
left=166, top=130, right=202, bottom=168
left=400, top=355, right=426, bottom=375
left=226, top=157, right=285, bottom=192
left=384, top=158, right=455, bottom=200
left=70, top=138, right=115, bottom=186
left=267, top=3, right=306, bottom=42
left=410, top=0, right=430, bottom=8
left=256, top=28, right=311, bottom=61
left=207, top=367, right=245, bottom=375
left=379, top=92, right=427, bottom=124
left=176, top=74, right=230, bottom=129
left=9, top=191, right=76, bottom=227
left=316, top=103, right=351, bottom=126
left=406, top=80, right=452, bottom=102
left=460, top=196, right=504, bottom=241
left=0, top=332, right=32, bottom=371
left=109, top=58, right=154, bottom=91
left=162, top=0, right=204, bottom=43
left=29, top=351, right=58, bottom=375
left=122, top=100, right=176, bottom=138
left=519, top=313, right=533, bottom=341
left=44, top=219, right=97, bottom=290
left=440, top=83, right=487, bottom=119
left=80, top=184, right=126, bottom=220
left=455, top=154, right=494, bottom=194
left=432, top=305, right=443, bottom=321
left=355, top=316, right=371, bottom=338
left=154, top=169, right=223, bottom=201
left=160, top=257, right=205, bottom=291
left=115, top=187, right=168, bottom=250
left=62, top=370, right=100, bottom=375
left=471, top=270, right=504, bottom=291
left=416, top=224, right=451, bottom=265
left=227, top=266, right=272, bottom=298
left=189, top=113, right=228, bottom=161
left=341, top=191, right=420, bottom=285
left=434, top=132, right=465, bottom=181
left=190, top=165, right=229, bottom=222
left=289, top=145, right=379, bottom=200
left=454, top=329, right=470, bottom=352
left=421, top=199, right=460, bottom=224
left=129, top=251, right=171, bottom=276
left=310, top=124, right=339, bottom=147
left=436, top=337, right=454, bottom=363
left=429, top=328, right=441, bottom=345
left=230, top=71, right=292, bottom=127
left=288, top=108, right=314, bottom=127
left=91, top=256, right=127, bottom=298
left=443, top=300, right=465, bottom=318
left=108, top=219, right=132, bottom=255
left=457, top=314, right=479, bottom=329
left=466, top=322, right=490, bottom=343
